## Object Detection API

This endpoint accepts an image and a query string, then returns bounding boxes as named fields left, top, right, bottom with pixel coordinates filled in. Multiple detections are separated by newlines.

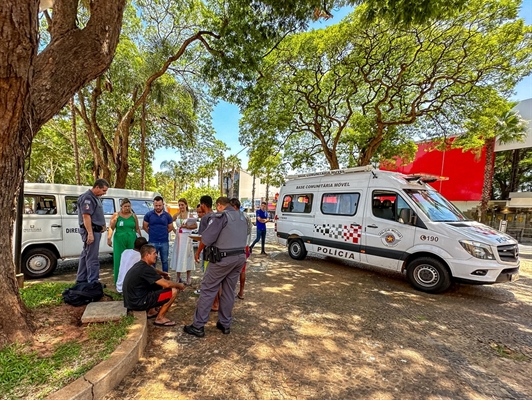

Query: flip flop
left=236, top=294, right=244, bottom=300
left=147, top=313, right=158, bottom=319
left=153, top=320, right=176, bottom=327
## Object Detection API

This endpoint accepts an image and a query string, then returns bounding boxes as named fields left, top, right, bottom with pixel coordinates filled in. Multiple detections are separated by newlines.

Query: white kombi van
left=19, top=183, right=158, bottom=278
left=275, top=167, right=520, bottom=293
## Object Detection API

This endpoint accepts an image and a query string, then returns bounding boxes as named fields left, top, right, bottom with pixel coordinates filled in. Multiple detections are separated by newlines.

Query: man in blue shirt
left=142, top=196, right=174, bottom=272
left=249, top=202, right=269, bottom=255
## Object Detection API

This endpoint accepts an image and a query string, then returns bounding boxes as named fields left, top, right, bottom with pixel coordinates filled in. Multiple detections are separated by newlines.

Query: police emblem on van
left=379, top=228, right=403, bottom=247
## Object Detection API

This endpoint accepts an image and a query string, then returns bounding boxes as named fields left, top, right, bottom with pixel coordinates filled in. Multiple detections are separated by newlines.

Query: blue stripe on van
left=277, top=232, right=408, bottom=261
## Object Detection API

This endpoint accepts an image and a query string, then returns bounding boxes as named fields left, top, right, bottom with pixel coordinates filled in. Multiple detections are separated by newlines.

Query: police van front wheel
left=288, top=239, right=307, bottom=260
left=406, top=257, right=451, bottom=294
left=22, top=248, right=58, bottom=279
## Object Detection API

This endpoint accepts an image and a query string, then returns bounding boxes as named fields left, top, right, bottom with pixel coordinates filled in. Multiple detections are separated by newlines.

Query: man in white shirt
left=116, top=237, right=148, bottom=293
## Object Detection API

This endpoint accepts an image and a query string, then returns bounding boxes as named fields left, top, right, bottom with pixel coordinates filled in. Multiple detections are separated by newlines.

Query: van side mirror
left=398, top=208, right=413, bottom=225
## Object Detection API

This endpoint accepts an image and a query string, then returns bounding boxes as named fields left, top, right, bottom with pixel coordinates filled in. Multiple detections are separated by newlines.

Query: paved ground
left=46, top=225, right=532, bottom=399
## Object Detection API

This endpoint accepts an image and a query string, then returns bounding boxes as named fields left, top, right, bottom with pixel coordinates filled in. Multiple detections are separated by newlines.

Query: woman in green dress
left=107, top=198, right=141, bottom=284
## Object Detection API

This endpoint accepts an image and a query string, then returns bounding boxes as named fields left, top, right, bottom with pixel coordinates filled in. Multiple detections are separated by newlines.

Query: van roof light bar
left=404, top=173, right=448, bottom=183
left=286, top=165, right=374, bottom=180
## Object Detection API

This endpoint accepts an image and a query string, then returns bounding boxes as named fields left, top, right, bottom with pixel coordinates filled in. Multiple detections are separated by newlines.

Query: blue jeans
left=150, top=241, right=169, bottom=272
left=250, top=229, right=267, bottom=253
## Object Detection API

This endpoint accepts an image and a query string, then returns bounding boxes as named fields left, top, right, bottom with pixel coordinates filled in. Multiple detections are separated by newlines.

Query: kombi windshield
left=404, top=189, right=467, bottom=222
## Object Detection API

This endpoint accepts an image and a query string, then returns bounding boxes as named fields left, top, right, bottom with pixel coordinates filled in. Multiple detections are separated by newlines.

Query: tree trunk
left=508, top=148, right=520, bottom=194
left=113, top=117, right=132, bottom=188
left=0, top=0, right=127, bottom=347
left=480, top=137, right=496, bottom=223
left=359, top=126, right=385, bottom=166
left=219, top=159, right=224, bottom=196
left=0, top=0, right=39, bottom=348
left=230, top=167, right=236, bottom=198
left=141, top=99, right=147, bottom=190
left=251, top=175, right=256, bottom=211
left=70, top=97, right=81, bottom=185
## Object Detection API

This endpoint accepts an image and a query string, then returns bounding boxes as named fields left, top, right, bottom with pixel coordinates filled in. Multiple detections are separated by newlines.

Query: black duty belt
left=80, top=224, right=103, bottom=232
left=219, top=249, right=246, bottom=257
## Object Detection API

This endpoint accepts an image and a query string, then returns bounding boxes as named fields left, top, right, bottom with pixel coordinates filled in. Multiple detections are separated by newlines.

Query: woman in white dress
left=170, top=198, right=197, bottom=285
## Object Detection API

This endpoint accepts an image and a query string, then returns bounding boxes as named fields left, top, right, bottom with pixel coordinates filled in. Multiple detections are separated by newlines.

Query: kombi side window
left=127, top=199, right=153, bottom=215
left=321, top=193, right=359, bottom=216
left=65, top=196, right=115, bottom=215
left=102, top=198, right=115, bottom=215
left=24, top=195, right=57, bottom=215
left=24, top=196, right=36, bottom=214
left=281, top=194, right=313, bottom=213
left=372, top=191, right=413, bottom=223
left=66, top=196, right=78, bottom=215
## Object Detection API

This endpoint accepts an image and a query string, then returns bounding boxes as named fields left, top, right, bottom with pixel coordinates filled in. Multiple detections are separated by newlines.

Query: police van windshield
left=404, top=189, right=467, bottom=222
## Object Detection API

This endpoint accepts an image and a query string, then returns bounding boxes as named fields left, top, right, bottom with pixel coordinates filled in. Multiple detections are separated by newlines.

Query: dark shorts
left=144, top=288, right=173, bottom=310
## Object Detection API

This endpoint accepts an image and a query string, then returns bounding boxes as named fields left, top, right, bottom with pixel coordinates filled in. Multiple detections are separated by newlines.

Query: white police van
left=19, top=183, right=158, bottom=278
left=275, top=166, right=520, bottom=293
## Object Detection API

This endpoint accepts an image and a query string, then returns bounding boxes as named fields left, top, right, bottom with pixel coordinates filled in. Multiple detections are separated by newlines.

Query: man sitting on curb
left=116, top=236, right=148, bottom=293
left=123, top=244, right=185, bottom=327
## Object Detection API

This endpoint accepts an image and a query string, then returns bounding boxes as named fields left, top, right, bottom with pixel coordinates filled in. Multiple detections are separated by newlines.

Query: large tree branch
left=27, top=0, right=127, bottom=135
left=50, top=0, right=79, bottom=39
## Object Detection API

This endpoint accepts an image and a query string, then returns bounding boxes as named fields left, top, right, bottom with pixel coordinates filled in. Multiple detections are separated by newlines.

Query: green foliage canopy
left=239, top=0, right=532, bottom=172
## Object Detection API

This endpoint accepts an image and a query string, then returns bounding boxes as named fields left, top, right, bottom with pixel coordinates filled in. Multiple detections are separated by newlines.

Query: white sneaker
left=193, top=289, right=201, bottom=295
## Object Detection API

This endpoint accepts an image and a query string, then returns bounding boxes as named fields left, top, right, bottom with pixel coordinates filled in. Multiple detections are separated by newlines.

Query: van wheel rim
left=28, top=255, right=50, bottom=273
left=413, top=264, right=439, bottom=287
left=291, top=243, right=301, bottom=256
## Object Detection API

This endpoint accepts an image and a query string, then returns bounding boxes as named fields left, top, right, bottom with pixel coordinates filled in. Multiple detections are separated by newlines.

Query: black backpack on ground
left=62, top=281, right=104, bottom=306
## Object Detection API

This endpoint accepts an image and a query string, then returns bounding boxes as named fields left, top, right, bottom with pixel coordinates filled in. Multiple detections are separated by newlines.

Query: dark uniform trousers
left=76, top=229, right=102, bottom=283
left=193, top=253, right=246, bottom=328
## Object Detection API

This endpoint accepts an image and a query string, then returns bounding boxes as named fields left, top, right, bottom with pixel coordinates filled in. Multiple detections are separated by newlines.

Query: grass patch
left=0, top=316, right=134, bottom=399
left=104, top=288, right=123, bottom=301
left=490, top=343, right=529, bottom=361
left=20, top=282, right=71, bottom=309
left=1, top=283, right=134, bottom=399
left=88, top=315, right=135, bottom=356
left=20, top=282, right=123, bottom=307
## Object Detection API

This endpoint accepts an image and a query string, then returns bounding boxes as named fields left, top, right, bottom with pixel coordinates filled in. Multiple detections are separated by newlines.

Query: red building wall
left=382, top=139, right=488, bottom=201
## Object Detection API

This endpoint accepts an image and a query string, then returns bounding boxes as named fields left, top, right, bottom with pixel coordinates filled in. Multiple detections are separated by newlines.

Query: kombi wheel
left=22, top=248, right=58, bottom=278
left=288, top=239, right=307, bottom=260
left=406, top=257, right=451, bottom=294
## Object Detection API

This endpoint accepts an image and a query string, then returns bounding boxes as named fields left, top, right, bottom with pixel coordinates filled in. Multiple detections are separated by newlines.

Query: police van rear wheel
left=22, top=248, right=58, bottom=279
left=288, top=239, right=307, bottom=260
left=406, top=257, right=451, bottom=294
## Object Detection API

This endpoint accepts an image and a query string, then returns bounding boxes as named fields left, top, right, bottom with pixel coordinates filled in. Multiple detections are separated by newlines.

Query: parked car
left=245, top=209, right=257, bottom=225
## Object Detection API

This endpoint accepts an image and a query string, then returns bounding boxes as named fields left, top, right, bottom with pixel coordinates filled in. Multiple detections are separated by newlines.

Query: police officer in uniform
left=184, top=197, right=248, bottom=337
left=76, top=179, right=109, bottom=283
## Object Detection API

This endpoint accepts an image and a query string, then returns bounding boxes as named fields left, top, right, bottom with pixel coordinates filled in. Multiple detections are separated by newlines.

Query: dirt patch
left=30, top=293, right=116, bottom=357
left=31, top=303, right=88, bottom=357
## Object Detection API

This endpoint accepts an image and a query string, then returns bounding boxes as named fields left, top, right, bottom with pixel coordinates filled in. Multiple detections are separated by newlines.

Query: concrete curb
left=46, top=311, right=147, bottom=400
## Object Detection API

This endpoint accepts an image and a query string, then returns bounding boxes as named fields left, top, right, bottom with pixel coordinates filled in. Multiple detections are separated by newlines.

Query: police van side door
left=62, top=196, right=116, bottom=257
left=362, top=190, right=416, bottom=270
left=62, top=196, right=84, bottom=257
left=313, top=191, right=364, bottom=262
